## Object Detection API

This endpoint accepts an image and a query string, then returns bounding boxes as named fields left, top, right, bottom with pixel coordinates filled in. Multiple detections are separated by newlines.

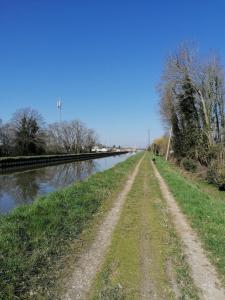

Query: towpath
left=62, top=153, right=225, bottom=300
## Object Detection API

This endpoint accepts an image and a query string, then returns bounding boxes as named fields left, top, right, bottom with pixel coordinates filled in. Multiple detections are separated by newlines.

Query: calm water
left=0, top=153, right=133, bottom=214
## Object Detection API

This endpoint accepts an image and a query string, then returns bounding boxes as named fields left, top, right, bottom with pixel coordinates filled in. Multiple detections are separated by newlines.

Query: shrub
left=207, top=161, right=225, bottom=190
left=182, top=158, right=197, bottom=172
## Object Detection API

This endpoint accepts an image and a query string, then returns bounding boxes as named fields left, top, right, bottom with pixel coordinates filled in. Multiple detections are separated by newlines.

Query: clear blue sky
left=1, top=0, right=225, bottom=147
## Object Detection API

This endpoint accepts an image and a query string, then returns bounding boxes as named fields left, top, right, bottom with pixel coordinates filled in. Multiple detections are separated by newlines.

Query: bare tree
left=46, top=122, right=64, bottom=153
left=0, top=121, right=14, bottom=156
left=198, top=56, right=225, bottom=144
left=84, top=128, right=98, bottom=153
left=46, top=120, right=97, bottom=154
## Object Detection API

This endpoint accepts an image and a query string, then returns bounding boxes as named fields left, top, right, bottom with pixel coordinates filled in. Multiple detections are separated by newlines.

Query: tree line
left=0, top=108, right=98, bottom=156
left=158, top=43, right=225, bottom=189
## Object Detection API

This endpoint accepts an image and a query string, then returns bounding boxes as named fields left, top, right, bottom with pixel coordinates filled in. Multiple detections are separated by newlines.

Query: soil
left=60, top=155, right=225, bottom=300
left=152, top=161, right=225, bottom=300
left=62, top=156, right=144, bottom=300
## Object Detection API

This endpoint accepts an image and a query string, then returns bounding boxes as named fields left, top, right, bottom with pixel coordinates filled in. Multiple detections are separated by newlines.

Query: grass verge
left=155, top=156, right=225, bottom=287
left=0, top=152, right=143, bottom=299
left=90, top=154, right=199, bottom=299
left=172, top=162, right=225, bottom=204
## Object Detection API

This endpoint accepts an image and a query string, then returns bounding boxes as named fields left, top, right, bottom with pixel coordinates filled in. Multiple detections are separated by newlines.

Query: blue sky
left=1, top=0, right=225, bottom=147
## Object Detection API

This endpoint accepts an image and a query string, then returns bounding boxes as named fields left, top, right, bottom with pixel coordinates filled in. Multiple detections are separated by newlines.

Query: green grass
left=172, top=163, right=225, bottom=203
left=0, top=152, right=143, bottom=299
left=155, top=156, right=225, bottom=286
left=90, top=154, right=198, bottom=299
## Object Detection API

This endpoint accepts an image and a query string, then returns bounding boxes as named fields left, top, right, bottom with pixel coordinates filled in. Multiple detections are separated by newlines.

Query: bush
left=182, top=158, right=197, bottom=172
left=207, top=161, right=225, bottom=190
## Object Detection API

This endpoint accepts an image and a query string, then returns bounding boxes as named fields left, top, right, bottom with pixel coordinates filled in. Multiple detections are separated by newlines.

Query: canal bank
left=0, top=153, right=133, bottom=214
left=0, top=152, right=143, bottom=299
left=0, top=151, right=128, bottom=169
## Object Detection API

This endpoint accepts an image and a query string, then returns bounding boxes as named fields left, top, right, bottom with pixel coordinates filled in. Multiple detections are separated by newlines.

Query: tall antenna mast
left=56, top=97, right=62, bottom=123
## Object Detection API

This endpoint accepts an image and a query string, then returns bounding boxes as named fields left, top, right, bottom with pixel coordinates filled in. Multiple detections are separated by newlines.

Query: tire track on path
left=152, top=161, right=225, bottom=300
left=63, top=154, right=145, bottom=300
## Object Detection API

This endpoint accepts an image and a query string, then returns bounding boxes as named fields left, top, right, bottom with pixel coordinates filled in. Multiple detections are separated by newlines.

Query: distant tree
left=46, top=122, right=64, bottom=153
left=84, top=128, right=98, bottom=153
left=0, top=121, right=14, bottom=156
left=46, top=120, right=98, bottom=154
left=11, top=108, right=46, bottom=155
left=152, top=135, right=169, bottom=156
left=1, top=109, right=99, bottom=157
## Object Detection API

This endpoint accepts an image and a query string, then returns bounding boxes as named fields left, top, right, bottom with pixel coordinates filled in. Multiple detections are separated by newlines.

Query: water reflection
left=0, top=154, right=132, bottom=214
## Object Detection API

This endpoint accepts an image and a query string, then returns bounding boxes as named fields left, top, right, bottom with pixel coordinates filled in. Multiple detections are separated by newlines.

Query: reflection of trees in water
left=0, top=169, right=46, bottom=205
left=0, top=156, right=131, bottom=214
left=85, top=160, right=98, bottom=176
left=0, top=160, right=96, bottom=210
left=92, top=160, right=102, bottom=173
left=41, top=160, right=96, bottom=188
left=14, top=171, right=40, bottom=204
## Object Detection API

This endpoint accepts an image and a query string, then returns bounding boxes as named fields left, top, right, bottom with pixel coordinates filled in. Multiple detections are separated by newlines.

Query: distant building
left=91, top=146, right=109, bottom=153
left=99, top=147, right=108, bottom=152
left=91, top=146, right=99, bottom=152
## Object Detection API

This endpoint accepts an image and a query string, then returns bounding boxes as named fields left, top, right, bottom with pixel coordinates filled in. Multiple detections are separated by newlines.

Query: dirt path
left=63, top=155, right=144, bottom=300
left=90, top=154, right=198, bottom=299
left=152, top=161, right=225, bottom=300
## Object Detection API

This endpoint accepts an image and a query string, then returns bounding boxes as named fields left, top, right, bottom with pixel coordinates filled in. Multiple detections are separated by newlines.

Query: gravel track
left=63, top=155, right=144, bottom=300
left=152, top=161, right=225, bottom=300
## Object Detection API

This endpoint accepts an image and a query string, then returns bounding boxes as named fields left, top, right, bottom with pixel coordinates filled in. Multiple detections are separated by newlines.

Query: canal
left=0, top=153, right=133, bottom=214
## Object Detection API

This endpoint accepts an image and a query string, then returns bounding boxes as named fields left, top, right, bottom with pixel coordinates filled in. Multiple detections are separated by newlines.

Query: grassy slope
left=156, top=156, right=225, bottom=286
left=0, top=153, right=143, bottom=299
left=173, top=164, right=225, bottom=203
left=90, top=154, right=198, bottom=299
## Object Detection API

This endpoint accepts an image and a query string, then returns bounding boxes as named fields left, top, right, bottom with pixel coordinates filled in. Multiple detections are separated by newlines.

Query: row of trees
left=159, top=43, right=225, bottom=188
left=151, top=135, right=169, bottom=156
left=0, top=108, right=98, bottom=156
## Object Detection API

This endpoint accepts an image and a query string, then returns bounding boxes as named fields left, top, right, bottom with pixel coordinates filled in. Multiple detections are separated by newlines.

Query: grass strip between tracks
left=0, top=152, right=143, bottom=299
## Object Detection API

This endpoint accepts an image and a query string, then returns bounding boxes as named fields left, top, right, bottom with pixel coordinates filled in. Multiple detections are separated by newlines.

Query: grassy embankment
left=90, top=153, right=198, bottom=299
left=0, top=152, right=143, bottom=299
left=155, top=156, right=225, bottom=287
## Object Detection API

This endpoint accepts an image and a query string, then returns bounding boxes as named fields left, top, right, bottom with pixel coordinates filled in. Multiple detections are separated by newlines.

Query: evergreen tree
left=12, top=108, right=45, bottom=155
left=171, top=107, right=184, bottom=159
left=178, top=76, right=200, bottom=158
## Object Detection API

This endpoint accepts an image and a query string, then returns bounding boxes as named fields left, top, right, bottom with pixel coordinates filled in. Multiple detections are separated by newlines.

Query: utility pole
left=56, top=97, right=62, bottom=123
left=147, top=129, right=151, bottom=151
left=166, top=126, right=172, bottom=161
